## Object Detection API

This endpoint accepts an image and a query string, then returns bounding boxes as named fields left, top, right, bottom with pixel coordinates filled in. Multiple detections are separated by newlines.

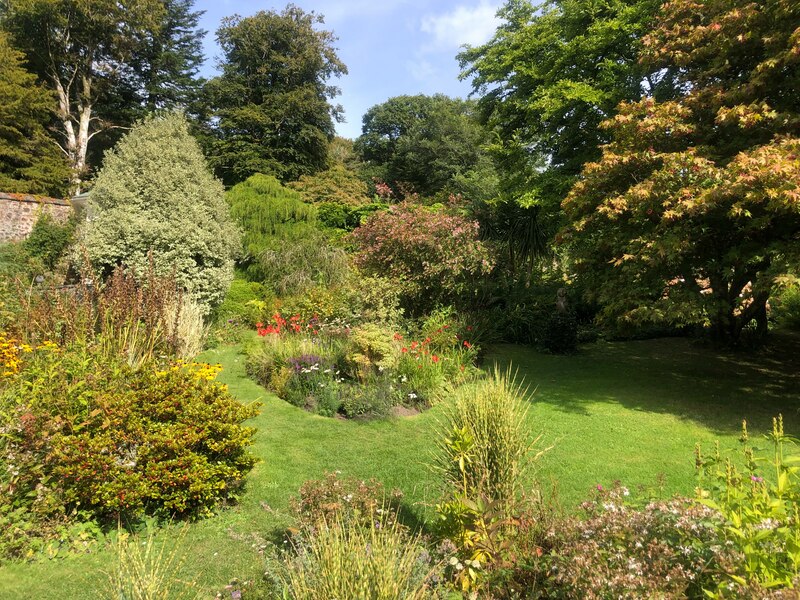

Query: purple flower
left=287, top=354, right=326, bottom=373
left=596, top=484, right=603, bottom=491
left=751, top=475, right=764, bottom=483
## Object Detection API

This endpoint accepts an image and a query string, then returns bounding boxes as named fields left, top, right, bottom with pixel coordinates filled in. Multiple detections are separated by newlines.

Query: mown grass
left=1, top=335, right=798, bottom=598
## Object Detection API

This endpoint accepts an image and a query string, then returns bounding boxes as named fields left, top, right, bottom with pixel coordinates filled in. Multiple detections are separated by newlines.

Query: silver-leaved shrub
left=80, top=112, right=240, bottom=311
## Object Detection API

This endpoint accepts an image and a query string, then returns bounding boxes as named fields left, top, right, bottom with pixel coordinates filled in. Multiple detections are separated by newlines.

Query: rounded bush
left=0, top=341, right=259, bottom=557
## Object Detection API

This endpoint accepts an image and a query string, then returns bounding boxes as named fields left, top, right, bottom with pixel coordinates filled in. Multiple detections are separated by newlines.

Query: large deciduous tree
left=561, top=0, right=800, bottom=344
left=1, top=0, right=165, bottom=193
left=201, top=4, right=347, bottom=186
left=0, top=31, right=69, bottom=196
left=355, top=94, right=497, bottom=200
left=459, top=0, right=670, bottom=269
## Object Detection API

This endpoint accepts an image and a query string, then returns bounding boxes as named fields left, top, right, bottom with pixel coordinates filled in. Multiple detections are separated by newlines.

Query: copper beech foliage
left=561, top=0, right=800, bottom=343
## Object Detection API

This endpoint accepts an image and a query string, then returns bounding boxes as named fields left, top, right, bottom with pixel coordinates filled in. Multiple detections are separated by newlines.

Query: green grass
left=1, top=335, right=798, bottom=598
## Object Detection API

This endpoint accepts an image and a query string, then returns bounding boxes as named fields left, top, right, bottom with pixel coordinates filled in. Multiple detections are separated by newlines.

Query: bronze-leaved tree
left=80, top=112, right=240, bottom=312
left=561, top=0, right=800, bottom=344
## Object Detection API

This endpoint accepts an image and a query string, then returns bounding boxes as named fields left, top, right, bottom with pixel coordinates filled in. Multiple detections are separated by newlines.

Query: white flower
left=408, top=392, right=417, bottom=400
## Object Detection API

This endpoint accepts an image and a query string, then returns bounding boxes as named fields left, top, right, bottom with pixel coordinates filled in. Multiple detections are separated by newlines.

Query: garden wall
left=0, top=192, right=73, bottom=243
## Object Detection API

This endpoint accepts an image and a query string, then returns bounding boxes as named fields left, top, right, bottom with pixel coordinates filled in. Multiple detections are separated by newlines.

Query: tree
left=80, top=112, right=240, bottom=311
left=458, top=0, right=671, bottom=267
left=129, top=0, right=206, bottom=112
left=201, top=4, right=347, bottom=186
left=561, top=0, right=800, bottom=344
left=289, top=164, right=370, bottom=206
left=0, top=31, right=69, bottom=195
left=355, top=94, right=497, bottom=200
left=1, top=0, right=164, bottom=192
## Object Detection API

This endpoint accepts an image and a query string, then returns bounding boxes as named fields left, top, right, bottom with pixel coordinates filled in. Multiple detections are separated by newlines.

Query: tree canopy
left=355, top=94, right=497, bottom=200
left=1, top=0, right=165, bottom=191
left=201, top=5, right=347, bottom=186
left=561, top=0, right=800, bottom=343
left=0, top=31, right=69, bottom=196
left=458, top=0, right=672, bottom=242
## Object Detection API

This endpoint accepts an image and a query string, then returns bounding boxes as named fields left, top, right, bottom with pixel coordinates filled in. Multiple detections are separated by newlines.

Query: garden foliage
left=561, top=0, right=800, bottom=344
left=201, top=6, right=347, bottom=185
left=0, top=338, right=259, bottom=559
left=352, top=202, right=495, bottom=315
left=245, top=309, right=481, bottom=419
left=80, top=112, right=240, bottom=312
left=0, top=31, right=70, bottom=196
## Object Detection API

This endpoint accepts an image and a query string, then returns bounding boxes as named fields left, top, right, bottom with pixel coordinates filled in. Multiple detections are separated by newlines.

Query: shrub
left=274, top=516, right=434, bottom=600
left=281, top=275, right=404, bottom=328
left=255, top=229, right=351, bottom=297
left=0, top=342, right=259, bottom=558
left=23, top=212, right=76, bottom=271
left=225, top=173, right=316, bottom=279
left=288, top=163, right=371, bottom=206
left=546, top=484, right=738, bottom=599
left=213, top=278, right=274, bottom=327
left=352, top=202, right=495, bottom=315
left=317, top=201, right=388, bottom=230
left=80, top=112, right=239, bottom=312
left=772, top=282, right=800, bottom=331
left=543, top=312, right=578, bottom=354
left=290, top=472, right=403, bottom=531
left=345, top=323, right=399, bottom=381
left=695, top=417, right=800, bottom=593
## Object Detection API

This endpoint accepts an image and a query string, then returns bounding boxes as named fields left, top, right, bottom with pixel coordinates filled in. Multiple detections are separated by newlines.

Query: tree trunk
left=52, top=71, right=92, bottom=196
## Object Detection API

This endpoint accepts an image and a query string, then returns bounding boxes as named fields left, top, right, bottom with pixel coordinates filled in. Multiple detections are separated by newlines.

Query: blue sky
left=194, top=1, right=504, bottom=139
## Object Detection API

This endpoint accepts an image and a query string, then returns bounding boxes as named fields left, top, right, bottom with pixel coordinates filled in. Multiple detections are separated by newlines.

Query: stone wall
left=0, top=192, right=73, bottom=243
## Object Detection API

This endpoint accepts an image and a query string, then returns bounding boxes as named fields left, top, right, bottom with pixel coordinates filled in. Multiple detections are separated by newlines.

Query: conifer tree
left=0, top=32, right=69, bottom=196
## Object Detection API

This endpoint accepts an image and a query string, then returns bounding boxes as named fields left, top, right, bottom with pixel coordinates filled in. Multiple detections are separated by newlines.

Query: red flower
left=463, top=341, right=472, bottom=349
left=393, top=332, right=403, bottom=341
left=431, top=355, right=440, bottom=363
left=401, top=347, right=408, bottom=353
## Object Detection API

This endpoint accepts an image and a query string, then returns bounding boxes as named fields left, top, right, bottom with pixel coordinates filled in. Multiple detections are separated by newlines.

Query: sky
left=194, top=0, right=505, bottom=139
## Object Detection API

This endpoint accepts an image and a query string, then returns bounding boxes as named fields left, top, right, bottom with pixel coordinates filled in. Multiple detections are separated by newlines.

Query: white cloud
left=420, top=1, right=501, bottom=51
left=407, top=58, right=438, bottom=82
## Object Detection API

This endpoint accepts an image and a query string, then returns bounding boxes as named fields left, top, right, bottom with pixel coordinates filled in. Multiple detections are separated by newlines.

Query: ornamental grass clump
left=435, top=368, right=539, bottom=510
left=433, top=369, right=542, bottom=592
left=104, top=526, right=197, bottom=600
left=276, top=515, right=434, bottom=600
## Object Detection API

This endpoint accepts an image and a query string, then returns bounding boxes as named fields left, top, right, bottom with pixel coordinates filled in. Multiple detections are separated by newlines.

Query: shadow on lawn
left=487, top=332, right=800, bottom=435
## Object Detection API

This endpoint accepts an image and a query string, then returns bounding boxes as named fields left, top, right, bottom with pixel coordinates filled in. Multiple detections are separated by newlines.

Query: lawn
left=1, top=335, right=798, bottom=599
